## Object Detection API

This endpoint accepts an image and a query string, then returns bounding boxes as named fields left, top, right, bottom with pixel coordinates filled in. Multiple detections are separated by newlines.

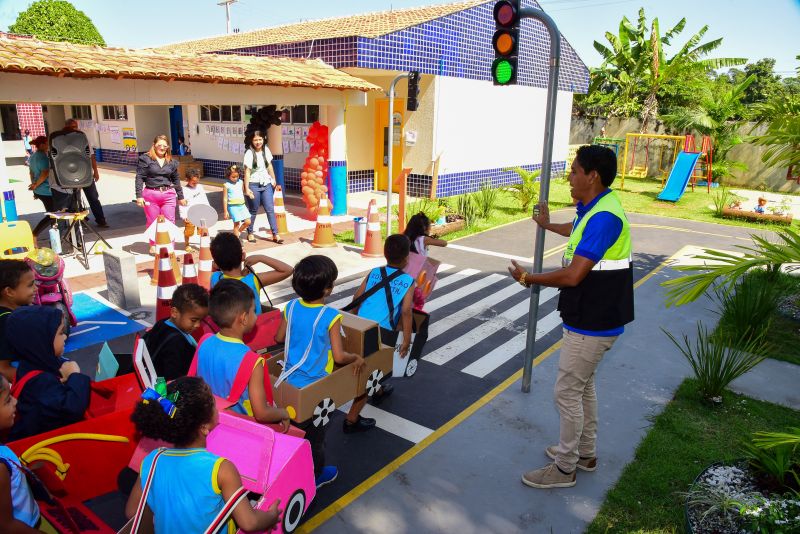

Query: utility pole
left=218, top=0, right=238, bottom=34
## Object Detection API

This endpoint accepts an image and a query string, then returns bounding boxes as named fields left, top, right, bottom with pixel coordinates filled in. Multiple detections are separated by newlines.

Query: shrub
left=502, top=167, right=541, bottom=211
left=712, top=186, right=732, bottom=217
left=474, top=181, right=499, bottom=219
left=742, top=440, right=800, bottom=491
left=713, top=272, right=781, bottom=348
left=395, top=198, right=446, bottom=224
left=454, top=193, right=479, bottom=228
left=663, top=323, right=767, bottom=401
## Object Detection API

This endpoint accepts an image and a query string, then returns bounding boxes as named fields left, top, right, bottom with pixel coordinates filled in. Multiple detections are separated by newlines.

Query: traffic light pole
left=386, top=73, right=411, bottom=236
left=519, top=6, right=562, bottom=393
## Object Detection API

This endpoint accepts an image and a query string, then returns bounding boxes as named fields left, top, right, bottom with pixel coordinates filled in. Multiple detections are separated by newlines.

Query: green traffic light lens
left=493, top=59, right=513, bottom=84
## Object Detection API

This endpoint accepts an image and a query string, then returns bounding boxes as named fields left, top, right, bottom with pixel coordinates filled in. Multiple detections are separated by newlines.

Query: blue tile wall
left=434, top=161, right=566, bottom=198
left=212, top=1, right=587, bottom=92
left=407, top=173, right=433, bottom=198
left=284, top=167, right=302, bottom=191
left=95, top=148, right=137, bottom=166
left=194, top=157, right=240, bottom=179
left=329, top=160, right=346, bottom=167
left=348, top=170, right=374, bottom=193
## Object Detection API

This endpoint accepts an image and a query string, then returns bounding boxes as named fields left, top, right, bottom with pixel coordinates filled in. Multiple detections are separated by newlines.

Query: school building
left=1, top=0, right=588, bottom=201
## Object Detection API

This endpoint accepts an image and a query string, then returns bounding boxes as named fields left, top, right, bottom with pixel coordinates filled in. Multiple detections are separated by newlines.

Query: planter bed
left=721, top=207, right=793, bottom=225
left=431, top=219, right=465, bottom=236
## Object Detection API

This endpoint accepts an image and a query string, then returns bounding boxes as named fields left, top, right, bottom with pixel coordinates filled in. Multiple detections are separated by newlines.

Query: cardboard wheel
left=405, top=358, right=418, bottom=377
left=312, top=398, right=335, bottom=427
left=366, top=370, right=384, bottom=397
left=283, top=489, right=306, bottom=533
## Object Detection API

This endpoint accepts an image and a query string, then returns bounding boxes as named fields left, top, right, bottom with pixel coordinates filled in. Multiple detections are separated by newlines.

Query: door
left=168, top=106, right=184, bottom=155
left=374, top=99, right=404, bottom=192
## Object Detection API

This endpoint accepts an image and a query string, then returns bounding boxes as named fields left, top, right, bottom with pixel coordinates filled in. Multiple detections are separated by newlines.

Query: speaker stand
left=60, top=190, right=112, bottom=270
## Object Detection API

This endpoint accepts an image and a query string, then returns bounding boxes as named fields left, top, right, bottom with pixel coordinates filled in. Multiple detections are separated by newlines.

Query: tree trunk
left=640, top=92, right=658, bottom=133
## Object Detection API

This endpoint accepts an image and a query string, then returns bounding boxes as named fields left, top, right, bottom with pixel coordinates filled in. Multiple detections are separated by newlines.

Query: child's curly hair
left=131, top=377, right=216, bottom=447
left=225, top=164, right=241, bottom=179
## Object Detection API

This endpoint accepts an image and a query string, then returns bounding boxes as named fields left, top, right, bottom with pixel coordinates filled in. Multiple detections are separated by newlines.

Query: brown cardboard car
left=265, top=311, right=394, bottom=427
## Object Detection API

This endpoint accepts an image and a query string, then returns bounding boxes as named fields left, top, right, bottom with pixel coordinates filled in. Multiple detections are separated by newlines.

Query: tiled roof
left=155, top=0, right=488, bottom=54
left=0, top=34, right=380, bottom=91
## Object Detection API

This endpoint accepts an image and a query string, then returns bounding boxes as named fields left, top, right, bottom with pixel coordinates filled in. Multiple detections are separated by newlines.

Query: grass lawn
left=587, top=379, right=800, bottom=534
left=337, top=177, right=797, bottom=246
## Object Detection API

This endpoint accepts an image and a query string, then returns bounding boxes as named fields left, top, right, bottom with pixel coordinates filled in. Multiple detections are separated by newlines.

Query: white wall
left=185, top=104, right=247, bottom=163
left=90, top=105, right=136, bottom=152
left=433, top=76, right=573, bottom=174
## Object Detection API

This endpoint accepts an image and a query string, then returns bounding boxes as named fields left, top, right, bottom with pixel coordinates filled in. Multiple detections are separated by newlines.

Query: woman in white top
left=242, top=130, right=282, bottom=244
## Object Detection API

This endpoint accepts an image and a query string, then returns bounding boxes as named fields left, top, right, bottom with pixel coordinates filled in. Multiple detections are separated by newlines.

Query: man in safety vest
left=508, top=145, right=634, bottom=489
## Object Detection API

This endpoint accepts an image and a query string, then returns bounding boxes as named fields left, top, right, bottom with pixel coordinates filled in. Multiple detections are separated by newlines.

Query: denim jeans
left=81, top=182, right=106, bottom=224
left=246, top=183, right=278, bottom=235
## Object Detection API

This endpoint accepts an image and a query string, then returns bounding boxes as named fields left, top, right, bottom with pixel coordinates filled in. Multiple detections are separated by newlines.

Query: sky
left=0, top=0, right=798, bottom=75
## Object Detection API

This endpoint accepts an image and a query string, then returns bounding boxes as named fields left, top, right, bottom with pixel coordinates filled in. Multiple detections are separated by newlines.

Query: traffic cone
left=311, top=195, right=336, bottom=248
left=151, top=216, right=181, bottom=285
left=181, top=252, right=199, bottom=285
left=198, top=228, right=213, bottom=290
left=155, top=248, right=178, bottom=322
left=273, top=186, right=289, bottom=235
left=361, top=199, right=383, bottom=258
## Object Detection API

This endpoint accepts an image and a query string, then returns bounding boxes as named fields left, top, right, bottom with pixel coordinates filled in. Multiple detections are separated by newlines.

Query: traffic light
left=492, top=0, right=519, bottom=85
left=407, top=71, right=420, bottom=111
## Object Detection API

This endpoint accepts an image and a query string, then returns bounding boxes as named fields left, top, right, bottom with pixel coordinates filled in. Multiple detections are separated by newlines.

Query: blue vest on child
left=0, top=445, right=40, bottom=527
left=196, top=334, right=261, bottom=415
left=358, top=267, right=414, bottom=330
left=282, top=299, right=342, bottom=389
left=140, top=448, right=230, bottom=534
left=210, top=271, right=263, bottom=314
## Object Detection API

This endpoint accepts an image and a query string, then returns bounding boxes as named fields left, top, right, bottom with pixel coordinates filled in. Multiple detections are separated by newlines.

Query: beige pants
left=554, top=328, right=618, bottom=472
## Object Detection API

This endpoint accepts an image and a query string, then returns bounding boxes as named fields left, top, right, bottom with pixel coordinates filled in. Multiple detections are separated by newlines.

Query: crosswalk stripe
left=423, top=287, right=558, bottom=365
left=425, top=272, right=504, bottom=313
left=427, top=282, right=526, bottom=340
left=461, top=310, right=563, bottom=378
left=337, top=400, right=434, bottom=444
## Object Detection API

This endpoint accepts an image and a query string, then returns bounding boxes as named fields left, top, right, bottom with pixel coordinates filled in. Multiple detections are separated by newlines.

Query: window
left=200, top=105, right=241, bottom=122
left=102, top=105, right=127, bottom=121
left=290, top=105, right=306, bottom=124
left=71, top=105, right=92, bottom=120
left=284, top=105, right=319, bottom=124
left=306, top=105, right=319, bottom=123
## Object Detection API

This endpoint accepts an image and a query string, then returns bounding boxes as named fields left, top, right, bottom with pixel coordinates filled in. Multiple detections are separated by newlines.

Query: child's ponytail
left=131, top=377, right=216, bottom=447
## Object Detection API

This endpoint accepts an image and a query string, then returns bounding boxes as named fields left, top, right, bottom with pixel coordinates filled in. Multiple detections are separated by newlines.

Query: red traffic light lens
left=494, top=1, right=516, bottom=27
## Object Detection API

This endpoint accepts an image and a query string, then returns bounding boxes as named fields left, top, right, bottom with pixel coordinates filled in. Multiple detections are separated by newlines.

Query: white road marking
left=461, top=310, right=563, bottom=378
left=447, top=243, right=535, bottom=263
left=423, top=287, right=558, bottom=365
left=326, top=264, right=454, bottom=309
left=337, top=400, right=434, bottom=444
left=425, top=272, right=504, bottom=313
left=426, top=282, right=526, bottom=340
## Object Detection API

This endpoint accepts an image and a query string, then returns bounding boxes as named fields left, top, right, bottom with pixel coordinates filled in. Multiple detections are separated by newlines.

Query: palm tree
left=591, top=9, right=746, bottom=130
left=662, top=74, right=755, bottom=181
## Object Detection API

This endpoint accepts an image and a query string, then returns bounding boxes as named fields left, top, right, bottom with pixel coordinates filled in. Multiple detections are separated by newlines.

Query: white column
left=326, top=105, right=346, bottom=162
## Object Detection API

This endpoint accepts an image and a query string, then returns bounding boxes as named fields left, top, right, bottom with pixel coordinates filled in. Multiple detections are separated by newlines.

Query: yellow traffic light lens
left=493, top=59, right=513, bottom=84
left=495, top=32, right=515, bottom=55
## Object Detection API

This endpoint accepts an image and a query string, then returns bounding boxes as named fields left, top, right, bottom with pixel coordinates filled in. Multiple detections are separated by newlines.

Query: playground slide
left=657, top=151, right=701, bottom=202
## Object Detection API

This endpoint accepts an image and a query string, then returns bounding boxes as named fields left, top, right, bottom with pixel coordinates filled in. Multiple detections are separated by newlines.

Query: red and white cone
left=155, top=248, right=178, bottom=322
left=198, top=228, right=212, bottom=290
left=361, top=199, right=383, bottom=258
left=181, top=252, right=199, bottom=285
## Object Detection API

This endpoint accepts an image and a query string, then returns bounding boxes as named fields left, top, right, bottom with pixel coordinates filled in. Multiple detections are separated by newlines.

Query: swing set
left=620, top=132, right=714, bottom=192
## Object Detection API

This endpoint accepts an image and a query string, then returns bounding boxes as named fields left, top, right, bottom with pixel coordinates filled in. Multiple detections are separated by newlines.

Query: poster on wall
left=109, top=126, right=122, bottom=145
left=122, top=128, right=137, bottom=152
left=282, top=140, right=290, bottom=154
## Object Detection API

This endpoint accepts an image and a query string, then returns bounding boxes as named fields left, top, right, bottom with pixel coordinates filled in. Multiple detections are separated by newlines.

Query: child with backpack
left=274, top=255, right=365, bottom=488
left=125, top=376, right=281, bottom=533
left=191, top=279, right=290, bottom=429
left=6, top=306, right=90, bottom=441
left=209, top=232, right=293, bottom=314
left=142, top=283, right=209, bottom=381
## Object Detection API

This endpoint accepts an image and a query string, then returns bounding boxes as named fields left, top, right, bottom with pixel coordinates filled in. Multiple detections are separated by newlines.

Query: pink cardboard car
left=132, top=337, right=316, bottom=533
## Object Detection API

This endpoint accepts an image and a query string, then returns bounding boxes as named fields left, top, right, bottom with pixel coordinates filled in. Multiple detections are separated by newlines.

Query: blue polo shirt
left=565, top=189, right=625, bottom=337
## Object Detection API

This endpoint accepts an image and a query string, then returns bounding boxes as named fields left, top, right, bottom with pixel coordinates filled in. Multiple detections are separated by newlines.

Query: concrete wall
left=435, top=77, right=573, bottom=174
left=570, top=117, right=799, bottom=193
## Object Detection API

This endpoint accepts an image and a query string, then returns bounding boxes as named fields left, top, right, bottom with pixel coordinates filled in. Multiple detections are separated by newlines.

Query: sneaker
left=315, top=466, right=338, bottom=489
left=247, top=233, right=256, bottom=243
left=96, top=220, right=110, bottom=229
left=342, top=415, right=376, bottom=434
left=545, top=446, right=597, bottom=472
left=521, top=463, right=576, bottom=489
left=369, top=382, right=394, bottom=406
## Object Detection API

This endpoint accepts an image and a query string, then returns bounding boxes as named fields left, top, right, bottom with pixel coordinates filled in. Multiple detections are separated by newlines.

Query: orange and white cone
left=155, top=248, right=178, bottom=322
left=181, top=252, right=199, bottom=285
left=311, top=195, right=336, bottom=248
left=151, top=216, right=177, bottom=285
left=273, top=186, right=289, bottom=235
left=361, top=199, right=383, bottom=258
left=198, top=228, right=213, bottom=290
